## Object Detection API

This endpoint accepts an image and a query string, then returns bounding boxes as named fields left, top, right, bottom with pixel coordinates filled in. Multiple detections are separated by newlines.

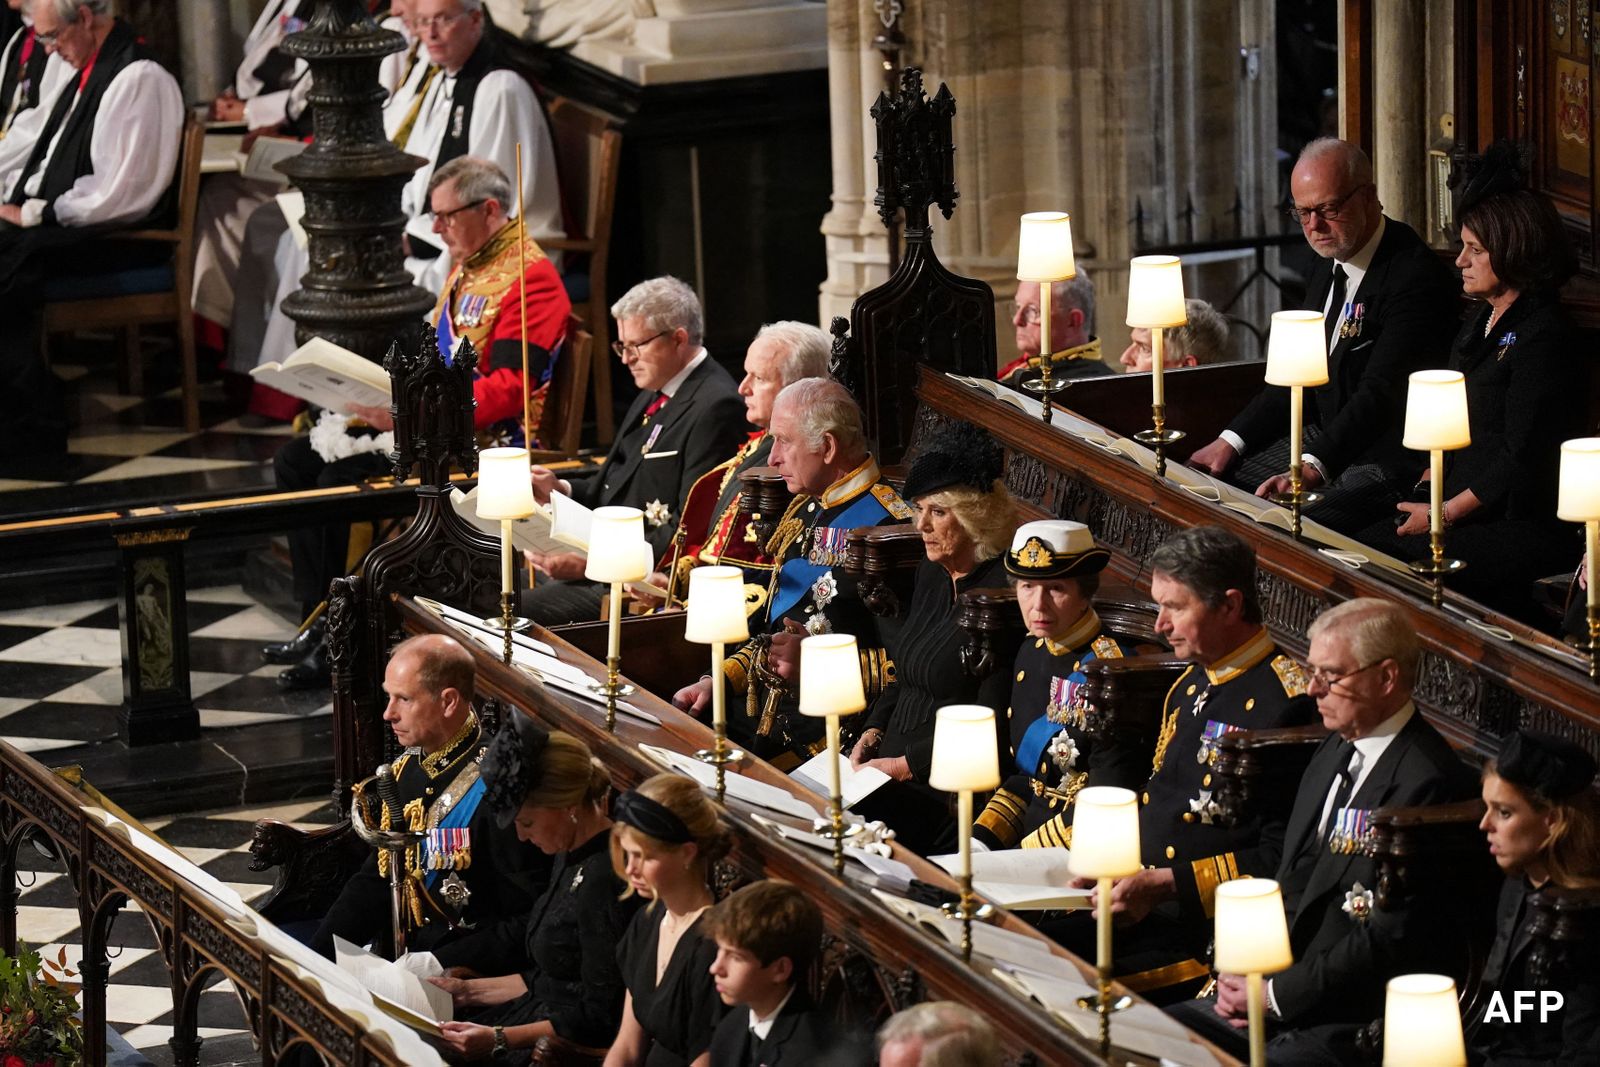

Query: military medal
left=424, top=827, right=472, bottom=870
left=1328, top=806, right=1370, bottom=855
left=440, top=872, right=471, bottom=911
left=1045, top=675, right=1084, bottom=727
left=1190, top=684, right=1212, bottom=720
left=455, top=293, right=489, bottom=327
left=1196, top=719, right=1240, bottom=765
left=1046, top=731, right=1079, bottom=775
left=641, top=422, right=664, bottom=455
left=1188, top=788, right=1221, bottom=825
left=1339, top=302, right=1364, bottom=340
left=1341, top=881, right=1373, bottom=923
left=807, top=526, right=849, bottom=566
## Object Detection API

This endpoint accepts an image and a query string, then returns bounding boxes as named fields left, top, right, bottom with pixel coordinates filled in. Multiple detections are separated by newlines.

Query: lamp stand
left=1021, top=280, right=1070, bottom=422
left=695, top=639, right=745, bottom=802
left=483, top=522, right=532, bottom=664
left=1268, top=384, right=1323, bottom=539
left=1405, top=450, right=1465, bottom=607
left=1246, top=971, right=1266, bottom=1067
left=1132, top=404, right=1186, bottom=479
left=1074, top=877, right=1132, bottom=1057
left=1582, top=522, right=1599, bottom=681
left=938, top=791, right=996, bottom=961
left=596, top=582, right=636, bottom=732
left=809, top=713, right=863, bottom=876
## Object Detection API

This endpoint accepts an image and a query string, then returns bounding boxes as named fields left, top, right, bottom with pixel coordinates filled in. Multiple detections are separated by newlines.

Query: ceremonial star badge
left=1189, top=789, right=1220, bottom=825
left=1342, top=882, right=1374, bottom=923
left=1047, top=732, right=1080, bottom=774
left=644, top=499, right=671, bottom=527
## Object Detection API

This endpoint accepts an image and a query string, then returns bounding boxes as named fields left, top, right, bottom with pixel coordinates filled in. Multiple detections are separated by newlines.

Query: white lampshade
left=683, top=566, right=749, bottom=644
left=584, top=506, right=649, bottom=583
left=1067, top=786, right=1142, bottom=878
left=1264, top=310, right=1329, bottom=387
left=1016, top=211, right=1077, bottom=282
left=476, top=447, right=536, bottom=520
left=928, top=705, right=1001, bottom=792
left=1382, top=974, right=1466, bottom=1067
left=1558, top=438, right=1600, bottom=521
left=1402, top=370, right=1472, bottom=452
left=1125, top=255, right=1188, bottom=328
left=1213, top=879, right=1293, bottom=974
left=799, top=634, right=866, bottom=718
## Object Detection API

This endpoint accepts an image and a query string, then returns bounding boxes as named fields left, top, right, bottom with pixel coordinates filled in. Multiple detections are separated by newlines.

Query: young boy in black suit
left=705, top=880, right=865, bottom=1067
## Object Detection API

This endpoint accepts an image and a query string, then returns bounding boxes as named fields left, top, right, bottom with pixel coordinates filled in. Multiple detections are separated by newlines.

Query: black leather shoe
left=277, top=640, right=331, bottom=691
left=262, top=618, right=326, bottom=665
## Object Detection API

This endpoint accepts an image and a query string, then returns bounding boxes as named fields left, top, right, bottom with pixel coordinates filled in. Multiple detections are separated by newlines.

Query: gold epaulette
left=871, top=483, right=913, bottom=520
left=1271, top=654, right=1310, bottom=697
left=1091, top=635, right=1125, bottom=660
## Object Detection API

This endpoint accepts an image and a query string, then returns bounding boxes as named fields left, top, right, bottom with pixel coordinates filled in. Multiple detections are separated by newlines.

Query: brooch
left=1047, top=731, right=1080, bottom=775
left=804, top=614, right=833, bottom=636
left=1342, top=881, right=1374, bottom=923
left=643, top=499, right=671, bottom=527
left=570, top=867, right=585, bottom=892
left=1495, top=331, right=1517, bottom=362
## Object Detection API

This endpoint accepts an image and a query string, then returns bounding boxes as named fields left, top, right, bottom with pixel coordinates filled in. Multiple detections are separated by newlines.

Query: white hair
left=1297, top=137, right=1374, bottom=187
left=878, top=1002, right=1000, bottom=1067
left=611, top=276, right=704, bottom=347
left=41, top=0, right=109, bottom=18
left=755, top=321, right=831, bottom=386
left=773, top=377, right=864, bottom=459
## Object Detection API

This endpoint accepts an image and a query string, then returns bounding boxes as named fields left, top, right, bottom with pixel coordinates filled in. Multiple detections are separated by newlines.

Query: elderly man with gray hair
left=673, top=377, right=912, bottom=766
left=878, top=1002, right=1000, bottom=1067
left=520, top=275, right=748, bottom=625
left=636, top=319, right=833, bottom=606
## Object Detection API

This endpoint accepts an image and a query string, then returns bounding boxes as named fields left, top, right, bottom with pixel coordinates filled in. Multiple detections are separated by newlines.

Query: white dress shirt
left=0, top=27, right=72, bottom=187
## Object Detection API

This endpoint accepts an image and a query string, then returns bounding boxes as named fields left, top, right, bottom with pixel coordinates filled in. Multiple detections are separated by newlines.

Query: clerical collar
left=659, top=348, right=707, bottom=400
left=1202, top=627, right=1274, bottom=685
left=820, top=455, right=880, bottom=509
left=1044, top=608, right=1102, bottom=656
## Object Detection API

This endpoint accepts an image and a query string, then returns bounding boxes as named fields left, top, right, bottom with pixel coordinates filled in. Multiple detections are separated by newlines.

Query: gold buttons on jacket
left=1142, top=792, right=1151, bottom=804
left=1165, top=846, right=1176, bottom=859
left=1183, top=813, right=1196, bottom=824
left=1202, top=774, right=1212, bottom=787
left=1245, top=698, right=1256, bottom=711
left=1035, top=638, right=1045, bottom=649
left=1016, top=670, right=1025, bottom=682
left=1186, top=684, right=1197, bottom=696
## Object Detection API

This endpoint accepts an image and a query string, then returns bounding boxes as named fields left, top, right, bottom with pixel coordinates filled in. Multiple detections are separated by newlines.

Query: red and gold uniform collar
left=1201, top=627, right=1275, bottom=685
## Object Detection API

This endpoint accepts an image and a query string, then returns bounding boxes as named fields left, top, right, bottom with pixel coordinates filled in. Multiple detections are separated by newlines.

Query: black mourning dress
left=457, top=829, right=641, bottom=1061
left=854, top=554, right=1015, bottom=856
left=617, top=906, right=726, bottom=1066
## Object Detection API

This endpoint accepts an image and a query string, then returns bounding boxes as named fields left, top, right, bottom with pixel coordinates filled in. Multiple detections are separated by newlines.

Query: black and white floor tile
left=0, top=586, right=330, bottom=754
left=14, top=797, right=341, bottom=1066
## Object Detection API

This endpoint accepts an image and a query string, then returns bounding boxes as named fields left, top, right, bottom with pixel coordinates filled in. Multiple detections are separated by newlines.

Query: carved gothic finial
left=828, top=316, right=853, bottom=390
left=871, top=66, right=958, bottom=231
left=388, top=324, right=480, bottom=484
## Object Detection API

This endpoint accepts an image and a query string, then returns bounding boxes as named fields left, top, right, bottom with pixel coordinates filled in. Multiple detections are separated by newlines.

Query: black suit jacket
left=1228, top=218, right=1456, bottom=478
left=707, top=992, right=869, bottom=1067
left=1270, top=710, right=1478, bottom=1026
left=565, top=354, right=749, bottom=557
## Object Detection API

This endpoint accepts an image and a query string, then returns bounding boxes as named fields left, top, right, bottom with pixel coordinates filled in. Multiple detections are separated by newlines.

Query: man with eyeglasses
left=1054, top=525, right=1317, bottom=1002
left=1169, top=597, right=1477, bottom=1064
left=0, top=0, right=73, bottom=181
left=518, top=275, right=748, bottom=626
left=1189, top=137, right=1456, bottom=534
left=996, top=272, right=1106, bottom=387
left=264, top=156, right=570, bottom=689
left=0, top=0, right=182, bottom=468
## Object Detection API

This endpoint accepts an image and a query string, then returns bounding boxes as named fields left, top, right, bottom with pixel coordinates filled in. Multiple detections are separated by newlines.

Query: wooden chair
left=40, top=113, right=204, bottom=433
left=531, top=312, right=592, bottom=457
left=543, top=97, right=622, bottom=447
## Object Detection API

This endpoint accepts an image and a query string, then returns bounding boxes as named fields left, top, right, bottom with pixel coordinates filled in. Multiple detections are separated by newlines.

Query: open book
left=240, top=134, right=307, bottom=184
left=638, top=743, right=819, bottom=822
left=928, top=848, right=1092, bottom=910
left=790, top=750, right=891, bottom=809
left=335, top=937, right=453, bottom=1037
left=870, top=888, right=1070, bottom=971
left=991, top=964, right=1220, bottom=1066
left=449, top=486, right=595, bottom=558
left=249, top=337, right=391, bottom=411
left=947, top=374, right=1049, bottom=419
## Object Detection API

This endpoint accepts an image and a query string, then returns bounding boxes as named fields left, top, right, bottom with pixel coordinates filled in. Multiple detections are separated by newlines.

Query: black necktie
left=9, top=74, right=78, bottom=205
left=744, top=1026, right=763, bottom=1067
left=1324, top=264, right=1348, bottom=349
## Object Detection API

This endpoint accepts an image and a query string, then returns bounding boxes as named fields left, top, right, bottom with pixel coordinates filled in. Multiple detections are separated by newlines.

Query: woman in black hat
left=1470, top=728, right=1600, bottom=1064
left=429, top=718, right=641, bottom=1063
left=847, top=423, right=1020, bottom=856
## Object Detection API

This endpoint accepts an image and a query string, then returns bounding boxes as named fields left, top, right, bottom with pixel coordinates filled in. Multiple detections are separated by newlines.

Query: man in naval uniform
left=521, top=275, right=748, bottom=625
left=996, top=272, right=1106, bottom=388
left=672, top=377, right=911, bottom=765
left=972, top=520, right=1143, bottom=852
left=0, top=0, right=182, bottom=467
left=1169, top=598, right=1477, bottom=1063
left=1059, top=525, right=1317, bottom=1001
left=266, top=157, right=569, bottom=689
left=312, top=634, right=547, bottom=959
left=643, top=320, right=832, bottom=612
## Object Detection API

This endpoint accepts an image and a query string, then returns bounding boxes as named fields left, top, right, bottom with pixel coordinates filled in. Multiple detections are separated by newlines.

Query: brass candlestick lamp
left=798, top=633, right=869, bottom=875
left=1068, top=786, right=1140, bottom=1057
left=929, top=705, right=1001, bottom=962
left=1126, top=255, right=1188, bottom=476
left=475, top=447, right=536, bottom=663
left=1263, top=310, right=1329, bottom=538
left=685, top=566, right=749, bottom=801
left=1015, top=211, right=1077, bottom=423
left=584, top=507, right=647, bottom=730
left=1401, top=371, right=1471, bottom=607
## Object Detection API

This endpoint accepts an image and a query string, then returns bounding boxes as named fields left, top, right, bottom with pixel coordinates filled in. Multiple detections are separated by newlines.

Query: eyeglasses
left=612, top=330, right=670, bottom=360
left=428, top=198, right=486, bottom=225
left=1284, top=184, right=1369, bottom=225
left=33, top=21, right=73, bottom=47
left=415, top=10, right=473, bottom=32
left=1305, top=658, right=1387, bottom=689
left=1007, top=301, right=1041, bottom=325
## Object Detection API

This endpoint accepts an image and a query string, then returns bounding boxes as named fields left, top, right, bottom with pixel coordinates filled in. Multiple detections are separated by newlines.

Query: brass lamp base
left=1577, top=605, right=1600, bottom=681
left=1408, top=553, right=1466, bottom=608
left=694, top=745, right=747, bottom=767
left=811, top=817, right=866, bottom=839
left=481, top=614, right=533, bottom=632
left=1020, top=375, right=1071, bottom=396
left=1268, top=487, right=1325, bottom=539
left=1133, top=421, right=1186, bottom=478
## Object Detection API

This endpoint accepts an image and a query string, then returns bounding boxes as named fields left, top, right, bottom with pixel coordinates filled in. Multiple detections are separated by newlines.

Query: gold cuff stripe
left=1118, top=958, right=1211, bottom=994
left=1192, top=852, right=1241, bottom=917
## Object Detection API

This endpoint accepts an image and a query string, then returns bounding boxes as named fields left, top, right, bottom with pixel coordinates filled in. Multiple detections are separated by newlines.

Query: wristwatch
left=492, top=1025, right=509, bottom=1055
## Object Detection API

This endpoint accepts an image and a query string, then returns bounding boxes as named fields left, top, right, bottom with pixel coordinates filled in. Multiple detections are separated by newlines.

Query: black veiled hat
left=1450, top=139, right=1531, bottom=217
left=900, top=423, right=1004, bottom=502
left=480, top=714, right=551, bottom=827
left=1497, top=729, right=1596, bottom=803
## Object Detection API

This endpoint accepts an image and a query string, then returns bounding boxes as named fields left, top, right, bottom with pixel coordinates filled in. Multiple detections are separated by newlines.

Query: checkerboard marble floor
left=13, top=797, right=341, bottom=1066
left=0, top=586, right=330, bottom=755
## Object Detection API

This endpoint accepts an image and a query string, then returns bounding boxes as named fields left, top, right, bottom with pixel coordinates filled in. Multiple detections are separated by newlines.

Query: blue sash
left=768, top=491, right=889, bottom=622
left=422, top=775, right=485, bottom=890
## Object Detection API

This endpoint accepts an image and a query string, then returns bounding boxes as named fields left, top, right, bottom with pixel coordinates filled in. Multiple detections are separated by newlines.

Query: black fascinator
left=481, top=714, right=550, bottom=827
left=1450, top=139, right=1531, bottom=217
left=901, top=422, right=1005, bottom=501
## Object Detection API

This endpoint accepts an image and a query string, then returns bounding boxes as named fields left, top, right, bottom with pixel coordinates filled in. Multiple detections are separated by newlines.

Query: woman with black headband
left=1470, top=729, right=1600, bottom=1064
left=606, top=773, right=732, bottom=1067
left=428, top=716, right=641, bottom=1063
